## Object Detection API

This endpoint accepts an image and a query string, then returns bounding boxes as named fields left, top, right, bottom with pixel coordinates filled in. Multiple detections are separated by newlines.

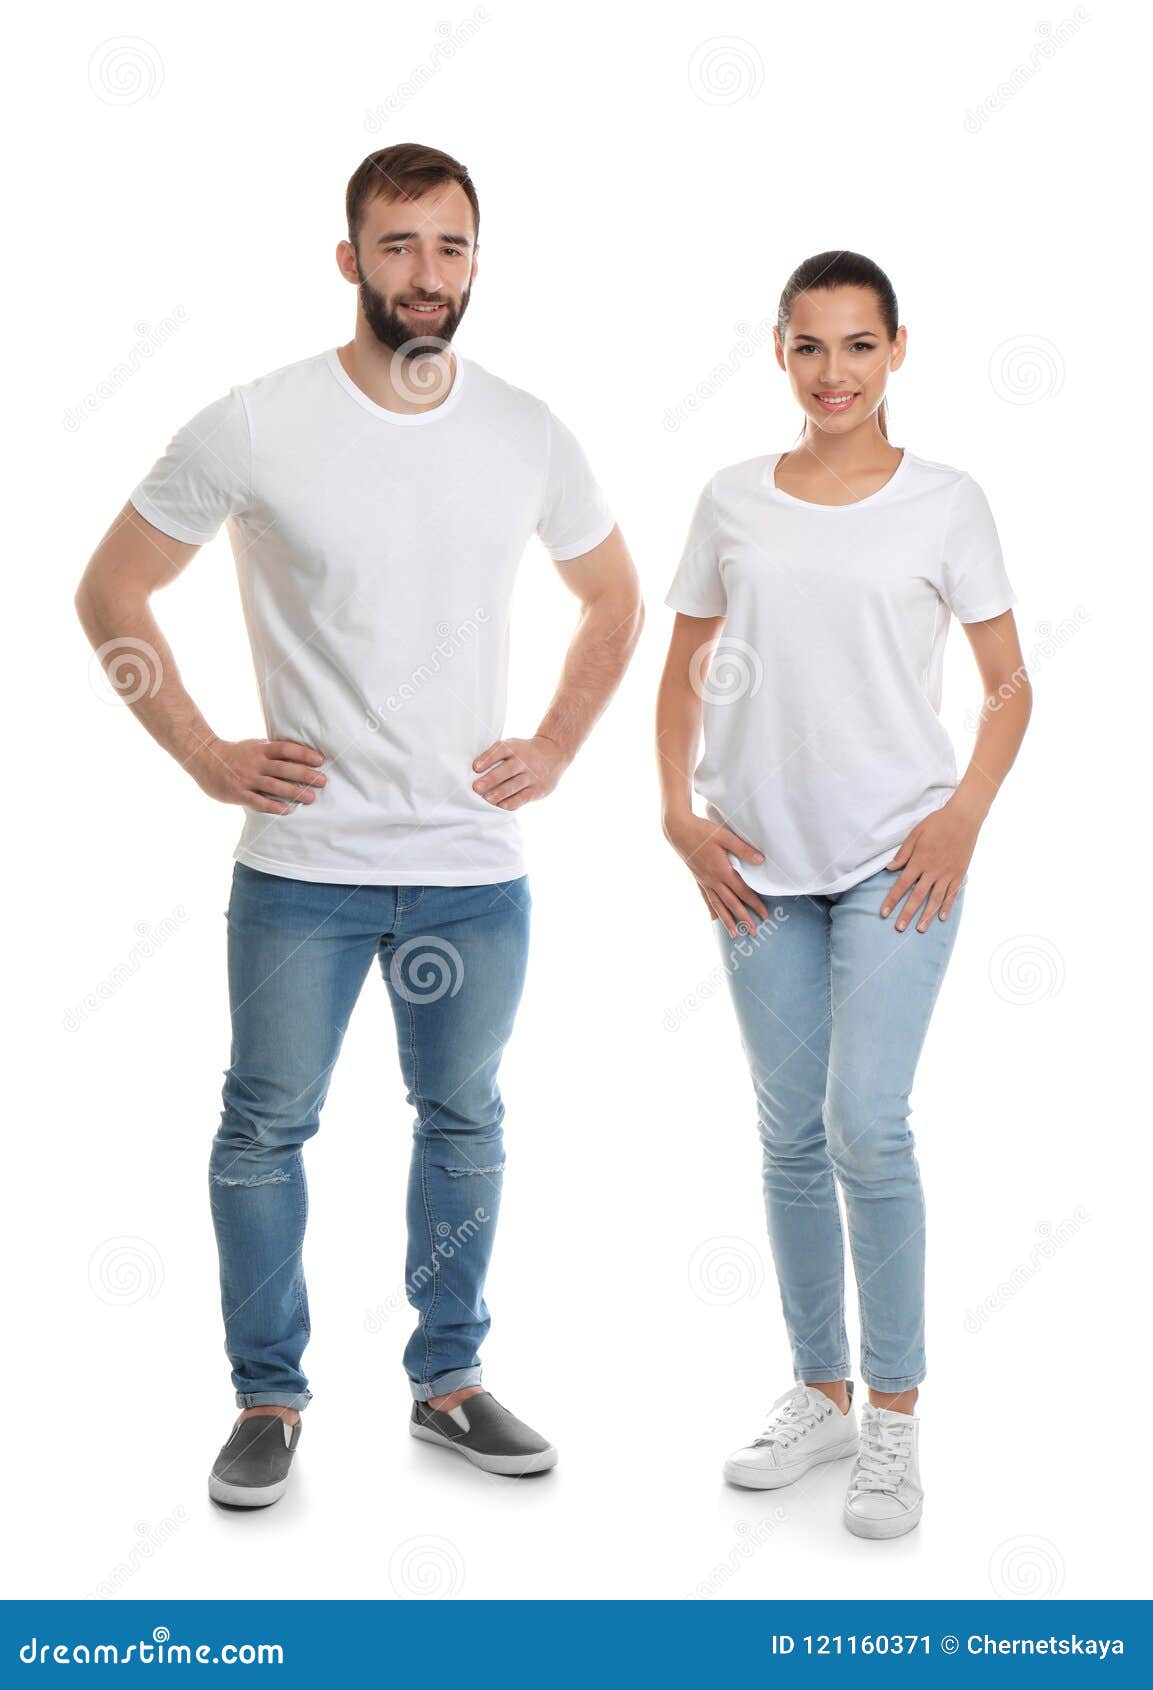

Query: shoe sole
left=208, top=1472, right=291, bottom=1508
left=410, top=1421, right=558, bottom=1475
left=843, top=1498, right=923, bottom=1539
left=723, top=1435, right=859, bottom=1490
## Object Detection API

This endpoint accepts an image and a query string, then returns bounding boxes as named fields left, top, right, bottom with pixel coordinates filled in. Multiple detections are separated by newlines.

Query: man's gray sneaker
left=410, top=1391, right=557, bottom=1475
left=209, top=1413, right=302, bottom=1507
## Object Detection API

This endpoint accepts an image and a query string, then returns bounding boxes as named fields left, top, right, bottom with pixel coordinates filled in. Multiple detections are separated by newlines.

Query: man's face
left=346, top=180, right=477, bottom=357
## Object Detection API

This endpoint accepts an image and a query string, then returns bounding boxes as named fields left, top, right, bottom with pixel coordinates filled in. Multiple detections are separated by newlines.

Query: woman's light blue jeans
left=717, top=865, right=966, bottom=1393
left=209, top=862, right=532, bottom=1409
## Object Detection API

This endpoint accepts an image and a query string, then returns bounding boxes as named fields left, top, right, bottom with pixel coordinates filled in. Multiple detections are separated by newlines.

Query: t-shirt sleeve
left=940, top=472, right=1017, bottom=623
left=663, top=477, right=726, bottom=617
left=128, top=388, right=253, bottom=545
left=536, top=407, right=616, bottom=562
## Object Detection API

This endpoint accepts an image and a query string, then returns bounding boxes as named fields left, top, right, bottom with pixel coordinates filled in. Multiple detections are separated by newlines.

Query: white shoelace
left=851, top=1415, right=913, bottom=1492
left=753, top=1386, right=830, bottom=1448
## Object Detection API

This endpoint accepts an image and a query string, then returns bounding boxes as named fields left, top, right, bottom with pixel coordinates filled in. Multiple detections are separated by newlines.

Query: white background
left=8, top=0, right=1148, bottom=1603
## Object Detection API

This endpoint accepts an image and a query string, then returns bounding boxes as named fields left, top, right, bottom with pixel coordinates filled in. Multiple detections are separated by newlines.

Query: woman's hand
left=881, top=795, right=983, bottom=931
left=663, top=810, right=770, bottom=938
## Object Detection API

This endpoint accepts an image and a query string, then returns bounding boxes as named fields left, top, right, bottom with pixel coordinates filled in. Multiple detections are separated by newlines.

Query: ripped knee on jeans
left=445, top=1159, right=505, bottom=1179
left=210, top=1167, right=291, bottom=1187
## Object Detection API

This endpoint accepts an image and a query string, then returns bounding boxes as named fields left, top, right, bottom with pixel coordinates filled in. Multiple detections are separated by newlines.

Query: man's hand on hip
left=472, top=735, right=570, bottom=811
left=188, top=736, right=327, bottom=816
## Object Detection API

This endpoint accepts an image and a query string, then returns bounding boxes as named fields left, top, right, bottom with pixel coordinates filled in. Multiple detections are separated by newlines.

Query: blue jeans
left=209, top=862, right=532, bottom=1408
left=717, top=865, right=966, bottom=1393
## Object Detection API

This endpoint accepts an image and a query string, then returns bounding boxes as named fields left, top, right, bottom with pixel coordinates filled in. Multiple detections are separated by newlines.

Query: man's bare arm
left=472, top=523, right=644, bottom=809
left=75, top=501, right=326, bottom=815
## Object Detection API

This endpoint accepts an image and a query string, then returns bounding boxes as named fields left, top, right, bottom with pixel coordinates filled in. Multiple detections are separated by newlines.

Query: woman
left=656, top=251, right=1031, bottom=1540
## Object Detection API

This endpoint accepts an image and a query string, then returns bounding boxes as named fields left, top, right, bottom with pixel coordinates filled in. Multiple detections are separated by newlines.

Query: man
left=75, top=142, right=643, bottom=1507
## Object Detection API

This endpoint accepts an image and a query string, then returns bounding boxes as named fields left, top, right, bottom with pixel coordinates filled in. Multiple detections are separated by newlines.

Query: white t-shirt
left=129, top=347, right=615, bottom=885
left=663, top=448, right=1017, bottom=896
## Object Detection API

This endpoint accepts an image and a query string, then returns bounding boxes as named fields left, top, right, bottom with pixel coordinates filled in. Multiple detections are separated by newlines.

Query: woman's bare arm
left=656, top=611, right=771, bottom=937
left=882, top=608, right=1032, bottom=930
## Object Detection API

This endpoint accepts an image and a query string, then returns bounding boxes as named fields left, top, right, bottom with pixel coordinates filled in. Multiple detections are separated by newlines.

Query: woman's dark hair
left=777, top=251, right=899, bottom=440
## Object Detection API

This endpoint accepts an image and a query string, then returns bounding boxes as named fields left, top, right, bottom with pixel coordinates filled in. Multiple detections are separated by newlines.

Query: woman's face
left=774, top=285, right=906, bottom=436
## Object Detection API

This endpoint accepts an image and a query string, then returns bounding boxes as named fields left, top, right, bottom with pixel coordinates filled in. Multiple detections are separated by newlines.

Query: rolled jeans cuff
left=236, top=1390, right=313, bottom=1410
left=408, top=1366, right=483, bottom=1402
left=860, top=1367, right=925, bottom=1393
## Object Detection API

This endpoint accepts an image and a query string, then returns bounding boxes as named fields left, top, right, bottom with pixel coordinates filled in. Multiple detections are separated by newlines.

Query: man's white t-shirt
left=129, top=347, right=616, bottom=885
left=663, top=448, right=1018, bottom=896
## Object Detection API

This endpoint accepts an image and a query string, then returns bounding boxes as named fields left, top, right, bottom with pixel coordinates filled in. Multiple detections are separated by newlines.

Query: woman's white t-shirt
left=663, top=448, right=1017, bottom=896
left=129, top=348, right=615, bottom=886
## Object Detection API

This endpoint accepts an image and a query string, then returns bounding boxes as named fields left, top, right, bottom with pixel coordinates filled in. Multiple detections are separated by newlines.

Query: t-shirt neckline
left=323, top=345, right=466, bottom=426
left=764, top=447, right=911, bottom=509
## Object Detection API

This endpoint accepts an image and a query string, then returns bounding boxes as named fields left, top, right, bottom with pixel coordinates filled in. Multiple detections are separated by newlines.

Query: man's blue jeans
left=716, top=865, right=966, bottom=1393
left=209, top=862, right=532, bottom=1409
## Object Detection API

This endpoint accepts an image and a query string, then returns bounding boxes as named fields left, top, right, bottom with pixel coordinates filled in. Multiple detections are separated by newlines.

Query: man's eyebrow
left=376, top=229, right=472, bottom=246
left=790, top=329, right=879, bottom=344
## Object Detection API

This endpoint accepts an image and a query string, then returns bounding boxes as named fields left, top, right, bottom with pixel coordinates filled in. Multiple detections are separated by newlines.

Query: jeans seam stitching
left=403, top=987, right=439, bottom=1390
left=824, top=909, right=849, bottom=1376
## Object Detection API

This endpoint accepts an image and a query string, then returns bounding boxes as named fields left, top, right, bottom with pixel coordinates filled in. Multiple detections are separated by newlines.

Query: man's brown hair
left=345, top=143, right=480, bottom=255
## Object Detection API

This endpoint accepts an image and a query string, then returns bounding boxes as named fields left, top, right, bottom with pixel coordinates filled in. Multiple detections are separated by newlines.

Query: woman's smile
left=814, top=390, right=860, bottom=412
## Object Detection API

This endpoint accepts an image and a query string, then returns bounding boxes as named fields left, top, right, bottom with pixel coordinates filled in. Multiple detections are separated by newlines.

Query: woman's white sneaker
left=723, top=1382, right=858, bottom=1490
left=842, top=1404, right=923, bottom=1539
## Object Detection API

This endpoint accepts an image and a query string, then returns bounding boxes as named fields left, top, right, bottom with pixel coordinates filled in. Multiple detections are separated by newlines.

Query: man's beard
left=357, top=269, right=469, bottom=357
